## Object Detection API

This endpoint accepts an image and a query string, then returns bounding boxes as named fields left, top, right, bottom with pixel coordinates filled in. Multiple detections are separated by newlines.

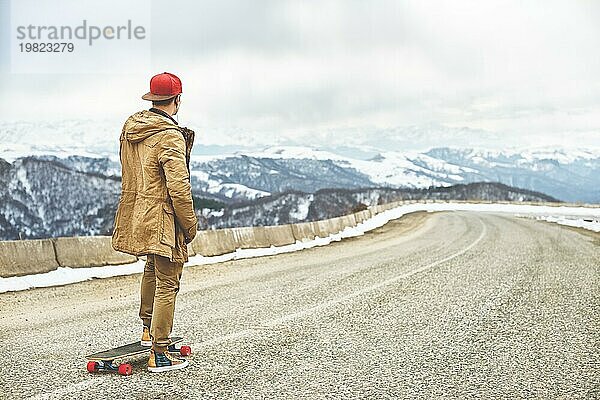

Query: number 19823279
left=19, top=42, right=74, bottom=52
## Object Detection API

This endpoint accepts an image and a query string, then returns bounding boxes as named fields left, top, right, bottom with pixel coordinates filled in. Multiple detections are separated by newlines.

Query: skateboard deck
left=86, top=337, right=191, bottom=375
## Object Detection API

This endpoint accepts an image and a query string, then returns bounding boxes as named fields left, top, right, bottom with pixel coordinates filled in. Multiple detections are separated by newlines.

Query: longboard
left=86, top=336, right=191, bottom=375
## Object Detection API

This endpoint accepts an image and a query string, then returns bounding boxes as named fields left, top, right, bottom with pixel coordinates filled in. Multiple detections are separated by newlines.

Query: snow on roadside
left=0, top=260, right=146, bottom=293
left=533, top=215, right=600, bottom=232
left=1, top=202, right=598, bottom=293
left=0, top=217, right=385, bottom=294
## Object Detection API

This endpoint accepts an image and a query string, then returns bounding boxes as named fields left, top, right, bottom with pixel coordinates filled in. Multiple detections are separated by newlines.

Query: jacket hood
left=123, top=110, right=178, bottom=143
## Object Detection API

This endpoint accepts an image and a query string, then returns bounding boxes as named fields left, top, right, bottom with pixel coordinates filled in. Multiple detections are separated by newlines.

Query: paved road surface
left=0, top=211, right=598, bottom=399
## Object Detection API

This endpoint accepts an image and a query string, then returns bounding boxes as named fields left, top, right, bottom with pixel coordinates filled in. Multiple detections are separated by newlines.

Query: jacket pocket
left=160, top=203, right=176, bottom=247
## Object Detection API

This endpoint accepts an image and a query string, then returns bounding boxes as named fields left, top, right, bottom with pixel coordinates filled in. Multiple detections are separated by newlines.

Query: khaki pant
left=139, top=254, right=183, bottom=352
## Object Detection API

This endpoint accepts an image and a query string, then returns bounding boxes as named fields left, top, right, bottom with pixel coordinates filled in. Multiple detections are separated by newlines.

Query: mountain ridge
left=204, top=182, right=558, bottom=229
left=0, top=143, right=598, bottom=240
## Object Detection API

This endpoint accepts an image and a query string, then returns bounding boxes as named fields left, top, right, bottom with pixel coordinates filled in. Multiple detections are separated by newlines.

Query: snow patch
left=532, top=215, right=600, bottom=232
left=208, top=183, right=270, bottom=199
left=289, top=195, right=313, bottom=221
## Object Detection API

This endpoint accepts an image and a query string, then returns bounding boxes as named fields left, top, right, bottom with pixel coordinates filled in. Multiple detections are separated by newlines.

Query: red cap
left=141, top=72, right=182, bottom=101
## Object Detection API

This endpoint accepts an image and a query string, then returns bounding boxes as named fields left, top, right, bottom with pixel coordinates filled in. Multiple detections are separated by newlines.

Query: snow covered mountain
left=207, top=183, right=557, bottom=229
left=189, top=152, right=373, bottom=201
left=1, top=143, right=599, bottom=205
left=0, top=142, right=596, bottom=240
left=1, top=119, right=597, bottom=202
left=2, top=118, right=598, bottom=239
left=189, top=145, right=600, bottom=203
left=423, top=147, right=600, bottom=203
left=0, top=156, right=120, bottom=240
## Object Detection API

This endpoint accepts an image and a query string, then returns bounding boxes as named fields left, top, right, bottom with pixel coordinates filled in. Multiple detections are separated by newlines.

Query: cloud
left=1, top=0, right=599, bottom=152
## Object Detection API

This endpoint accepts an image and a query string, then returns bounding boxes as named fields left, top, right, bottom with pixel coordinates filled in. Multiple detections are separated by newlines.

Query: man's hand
left=184, top=221, right=198, bottom=244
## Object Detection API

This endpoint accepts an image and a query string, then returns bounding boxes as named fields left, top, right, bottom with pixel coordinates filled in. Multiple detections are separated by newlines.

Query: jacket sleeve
left=157, top=129, right=198, bottom=242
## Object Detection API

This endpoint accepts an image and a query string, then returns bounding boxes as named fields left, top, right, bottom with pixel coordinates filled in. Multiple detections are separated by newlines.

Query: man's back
left=112, top=109, right=197, bottom=264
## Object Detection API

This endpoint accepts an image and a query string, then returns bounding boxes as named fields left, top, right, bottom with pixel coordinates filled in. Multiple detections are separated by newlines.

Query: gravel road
left=0, top=211, right=598, bottom=399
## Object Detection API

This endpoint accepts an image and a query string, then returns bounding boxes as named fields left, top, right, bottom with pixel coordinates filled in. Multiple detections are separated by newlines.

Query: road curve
left=0, top=211, right=598, bottom=399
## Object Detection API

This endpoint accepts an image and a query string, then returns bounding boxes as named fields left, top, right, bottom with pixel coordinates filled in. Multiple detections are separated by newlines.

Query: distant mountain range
left=188, top=145, right=600, bottom=203
left=0, top=156, right=120, bottom=240
left=205, top=182, right=557, bottom=229
left=4, top=143, right=596, bottom=202
left=0, top=153, right=554, bottom=239
left=1, top=140, right=595, bottom=239
left=1, top=119, right=598, bottom=201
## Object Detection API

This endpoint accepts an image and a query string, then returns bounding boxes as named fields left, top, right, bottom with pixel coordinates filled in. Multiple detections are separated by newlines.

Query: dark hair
left=152, top=96, right=177, bottom=107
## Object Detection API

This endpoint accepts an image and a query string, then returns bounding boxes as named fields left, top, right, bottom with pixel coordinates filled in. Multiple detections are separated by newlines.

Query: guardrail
left=1, top=199, right=598, bottom=278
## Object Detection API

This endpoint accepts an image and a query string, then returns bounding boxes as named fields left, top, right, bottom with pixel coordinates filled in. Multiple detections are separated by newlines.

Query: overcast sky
left=0, top=0, right=599, bottom=152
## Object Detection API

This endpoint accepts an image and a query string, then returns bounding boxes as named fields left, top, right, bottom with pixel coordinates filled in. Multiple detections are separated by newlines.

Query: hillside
left=204, top=182, right=557, bottom=228
left=0, top=147, right=585, bottom=239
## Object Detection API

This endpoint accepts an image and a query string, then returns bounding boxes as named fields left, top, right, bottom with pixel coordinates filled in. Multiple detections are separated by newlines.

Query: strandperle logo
left=15, top=20, right=146, bottom=46
left=10, top=0, right=150, bottom=73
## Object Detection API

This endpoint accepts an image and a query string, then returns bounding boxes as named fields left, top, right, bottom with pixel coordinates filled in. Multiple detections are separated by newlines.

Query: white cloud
left=0, top=0, right=599, bottom=151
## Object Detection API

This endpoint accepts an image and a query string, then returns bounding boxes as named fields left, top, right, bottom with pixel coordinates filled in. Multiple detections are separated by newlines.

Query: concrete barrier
left=6, top=199, right=599, bottom=278
left=325, top=217, right=344, bottom=235
left=192, top=228, right=236, bottom=257
left=314, top=220, right=331, bottom=237
left=187, top=243, right=196, bottom=257
left=218, top=228, right=237, bottom=255
left=54, top=236, right=137, bottom=269
left=190, top=231, right=209, bottom=256
left=264, top=225, right=296, bottom=247
left=251, top=226, right=270, bottom=248
left=353, top=210, right=369, bottom=224
left=372, top=205, right=385, bottom=214
left=0, top=239, right=59, bottom=277
left=217, top=228, right=237, bottom=255
left=291, top=222, right=318, bottom=242
left=353, top=211, right=363, bottom=224
left=339, top=214, right=357, bottom=230
left=231, top=226, right=258, bottom=249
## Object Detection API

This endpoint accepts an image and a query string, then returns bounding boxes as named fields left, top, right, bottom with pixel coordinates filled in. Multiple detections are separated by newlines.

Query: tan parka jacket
left=111, top=110, right=197, bottom=263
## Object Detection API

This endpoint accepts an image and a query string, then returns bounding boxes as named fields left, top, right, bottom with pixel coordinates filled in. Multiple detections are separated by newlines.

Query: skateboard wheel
left=179, top=345, right=192, bottom=356
left=86, top=361, right=98, bottom=373
left=118, top=363, right=133, bottom=376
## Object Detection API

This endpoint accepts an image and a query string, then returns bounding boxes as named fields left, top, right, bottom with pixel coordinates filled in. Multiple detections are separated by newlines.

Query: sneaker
left=140, top=326, right=151, bottom=347
left=147, top=349, right=189, bottom=373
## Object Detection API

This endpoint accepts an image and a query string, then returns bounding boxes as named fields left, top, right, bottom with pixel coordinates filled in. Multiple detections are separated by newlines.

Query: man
left=112, top=72, right=198, bottom=372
